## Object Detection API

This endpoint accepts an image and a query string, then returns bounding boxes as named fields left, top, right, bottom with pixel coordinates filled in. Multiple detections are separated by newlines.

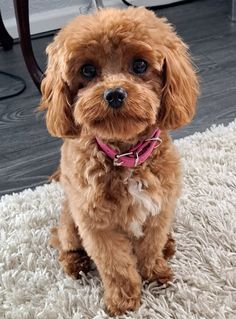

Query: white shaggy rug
left=1, top=121, right=236, bottom=319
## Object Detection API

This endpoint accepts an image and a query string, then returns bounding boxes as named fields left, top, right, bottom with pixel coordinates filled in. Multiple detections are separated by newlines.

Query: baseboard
left=4, top=3, right=91, bottom=39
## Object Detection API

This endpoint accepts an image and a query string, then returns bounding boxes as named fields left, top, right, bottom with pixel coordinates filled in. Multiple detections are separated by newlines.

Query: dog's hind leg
left=49, top=200, right=91, bottom=278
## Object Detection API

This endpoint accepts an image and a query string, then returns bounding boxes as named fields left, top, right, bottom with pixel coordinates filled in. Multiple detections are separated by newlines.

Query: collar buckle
left=113, top=156, right=123, bottom=166
left=134, top=152, right=139, bottom=167
left=113, top=151, right=133, bottom=166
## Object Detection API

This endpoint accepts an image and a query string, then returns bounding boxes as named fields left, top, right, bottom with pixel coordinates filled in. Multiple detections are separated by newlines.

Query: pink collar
left=95, top=129, right=162, bottom=168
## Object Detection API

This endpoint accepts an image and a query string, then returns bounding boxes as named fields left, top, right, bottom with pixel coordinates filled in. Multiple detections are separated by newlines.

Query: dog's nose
left=103, top=87, right=127, bottom=108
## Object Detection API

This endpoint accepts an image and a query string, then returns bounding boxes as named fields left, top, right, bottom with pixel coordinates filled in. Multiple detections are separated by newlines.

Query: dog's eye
left=80, top=64, right=97, bottom=80
left=132, top=59, right=148, bottom=75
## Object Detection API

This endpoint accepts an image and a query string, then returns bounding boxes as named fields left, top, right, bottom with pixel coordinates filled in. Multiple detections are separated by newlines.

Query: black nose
left=103, top=87, right=127, bottom=108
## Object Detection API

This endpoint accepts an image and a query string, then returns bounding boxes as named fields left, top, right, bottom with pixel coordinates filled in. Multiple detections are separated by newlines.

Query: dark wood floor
left=0, top=0, right=235, bottom=196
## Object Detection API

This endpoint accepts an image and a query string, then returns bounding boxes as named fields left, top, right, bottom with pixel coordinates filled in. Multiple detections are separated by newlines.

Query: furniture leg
left=0, top=10, right=13, bottom=50
left=13, top=0, right=43, bottom=91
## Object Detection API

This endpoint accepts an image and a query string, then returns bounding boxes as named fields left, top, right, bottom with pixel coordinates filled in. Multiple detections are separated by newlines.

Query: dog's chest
left=127, top=178, right=161, bottom=238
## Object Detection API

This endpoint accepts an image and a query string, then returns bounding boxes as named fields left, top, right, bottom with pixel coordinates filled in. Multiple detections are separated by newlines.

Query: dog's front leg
left=80, top=227, right=141, bottom=315
left=134, top=203, right=175, bottom=284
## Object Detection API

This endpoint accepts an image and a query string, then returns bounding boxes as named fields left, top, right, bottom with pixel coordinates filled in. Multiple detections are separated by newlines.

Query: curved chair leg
left=0, top=10, right=14, bottom=50
left=13, top=0, right=43, bottom=91
left=13, top=0, right=105, bottom=91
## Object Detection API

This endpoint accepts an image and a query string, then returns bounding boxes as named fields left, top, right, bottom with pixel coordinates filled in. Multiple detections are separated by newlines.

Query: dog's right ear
left=39, top=42, right=79, bottom=138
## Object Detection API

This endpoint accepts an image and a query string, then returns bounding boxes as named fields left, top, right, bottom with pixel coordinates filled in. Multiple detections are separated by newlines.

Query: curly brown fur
left=40, top=7, right=198, bottom=315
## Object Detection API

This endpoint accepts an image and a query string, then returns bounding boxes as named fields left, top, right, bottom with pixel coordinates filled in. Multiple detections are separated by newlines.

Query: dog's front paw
left=140, top=257, right=173, bottom=284
left=106, top=292, right=140, bottom=316
left=105, top=280, right=141, bottom=315
left=59, top=249, right=91, bottom=279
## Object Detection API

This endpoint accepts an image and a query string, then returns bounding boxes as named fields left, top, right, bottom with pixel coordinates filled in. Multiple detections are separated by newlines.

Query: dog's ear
left=158, top=36, right=199, bottom=130
left=140, top=7, right=199, bottom=130
left=39, top=42, right=79, bottom=138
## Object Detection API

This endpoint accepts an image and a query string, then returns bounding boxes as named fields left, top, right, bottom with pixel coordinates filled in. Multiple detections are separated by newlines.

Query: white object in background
left=122, top=0, right=185, bottom=6
left=2, top=0, right=91, bottom=39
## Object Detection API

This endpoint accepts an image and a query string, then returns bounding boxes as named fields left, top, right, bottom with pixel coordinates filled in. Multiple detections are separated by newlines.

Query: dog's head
left=40, top=7, right=199, bottom=140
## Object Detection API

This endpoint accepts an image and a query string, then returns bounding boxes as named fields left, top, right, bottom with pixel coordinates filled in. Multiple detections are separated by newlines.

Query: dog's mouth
left=91, top=110, right=151, bottom=126
left=88, top=107, right=155, bottom=140
left=75, top=102, right=158, bottom=141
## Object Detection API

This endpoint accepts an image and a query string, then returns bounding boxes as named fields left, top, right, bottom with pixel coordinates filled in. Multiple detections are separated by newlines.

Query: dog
left=40, top=7, right=198, bottom=315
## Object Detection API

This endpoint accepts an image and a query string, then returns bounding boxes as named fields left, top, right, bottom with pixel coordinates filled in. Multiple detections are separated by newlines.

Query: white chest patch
left=128, top=179, right=161, bottom=238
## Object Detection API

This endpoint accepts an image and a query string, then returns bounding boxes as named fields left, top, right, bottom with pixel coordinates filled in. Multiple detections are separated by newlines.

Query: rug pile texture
left=1, top=121, right=236, bottom=319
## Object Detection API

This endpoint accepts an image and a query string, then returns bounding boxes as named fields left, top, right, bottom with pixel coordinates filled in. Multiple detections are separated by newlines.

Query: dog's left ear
left=139, top=6, right=199, bottom=130
left=157, top=36, right=199, bottom=130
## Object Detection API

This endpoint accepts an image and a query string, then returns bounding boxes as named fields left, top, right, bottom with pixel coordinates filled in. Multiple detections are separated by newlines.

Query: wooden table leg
left=0, top=10, right=14, bottom=50
left=13, top=0, right=43, bottom=91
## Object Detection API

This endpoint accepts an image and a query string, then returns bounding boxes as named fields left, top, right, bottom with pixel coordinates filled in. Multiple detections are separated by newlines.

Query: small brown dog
left=40, top=7, right=198, bottom=315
